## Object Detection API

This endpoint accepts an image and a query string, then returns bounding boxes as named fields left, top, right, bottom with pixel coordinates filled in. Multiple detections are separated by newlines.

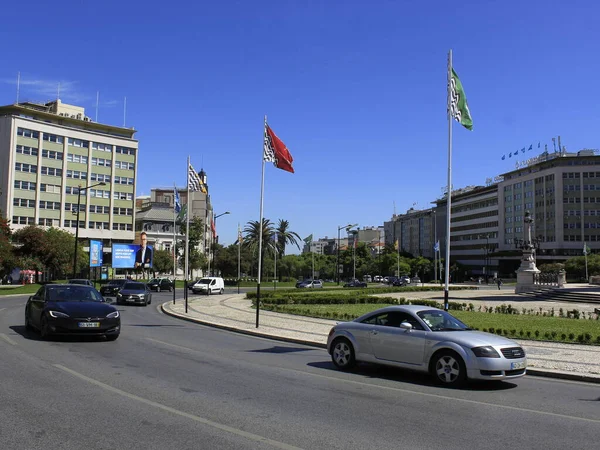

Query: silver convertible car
left=327, top=305, right=527, bottom=387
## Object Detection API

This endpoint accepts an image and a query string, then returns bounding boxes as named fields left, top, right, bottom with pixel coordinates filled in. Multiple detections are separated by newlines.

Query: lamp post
left=72, top=181, right=106, bottom=279
left=479, top=233, right=490, bottom=283
left=211, top=211, right=230, bottom=276
left=336, top=223, right=357, bottom=285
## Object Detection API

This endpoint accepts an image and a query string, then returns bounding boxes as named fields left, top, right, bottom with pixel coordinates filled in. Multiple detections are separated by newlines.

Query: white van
left=191, top=277, right=225, bottom=295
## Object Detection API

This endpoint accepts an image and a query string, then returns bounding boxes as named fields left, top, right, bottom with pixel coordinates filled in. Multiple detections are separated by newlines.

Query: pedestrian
left=497, top=278, right=502, bottom=290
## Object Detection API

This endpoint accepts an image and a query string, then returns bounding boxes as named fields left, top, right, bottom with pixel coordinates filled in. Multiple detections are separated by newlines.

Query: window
left=14, top=180, right=36, bottom=190
left=90, top=173, right=111, bottom=183
left=15, top=162, right=37, bottom=173
left=115, top=160, right=135, bottom=170
left=112, top=223, right=133, bottom=231
left=16, top=145, right=39, bottom=156
left=89, top=189, right=110, bottom=199
left=114, top=176, right=134, bottom=185
left=89, top=205, right=110, bottom=214
left=65, top=186, right=82, bottom=195
left=91, top=157, right=111, bottom=167
left=67, top=138, right=88, bottom=147
left=38, top=218, right=59, bottom=227
left=12, top=216, right=34, bottom=225
left=66, top=170, right=88, bottom=180
left=39, top=200, right=61, bottom=210
left=88, top=221, right=109, bottom=230
left=64, top=220, right=85, bottom=228
left=92, top=142, right=112, bottom=152
left=113, top=192, right=133, bottom=201
left=115, top=146, right=135, bottom=155
left=13, top=198, right=35, bottom=208
left=66, top=154, right=88, bottom=164
left=41, top=167, right=63, bottom=177
left=42, top=149, right=63, bottom=160
left=43, top=133, right=64, bottom=144
left=113, top=207, right=133, bottom=216
left=40, top=183, right=61, bottom=194
left=17, top=128, right=39, bottom=139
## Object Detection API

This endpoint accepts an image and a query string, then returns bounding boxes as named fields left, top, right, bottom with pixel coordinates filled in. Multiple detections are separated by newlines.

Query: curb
left=160, top=302, right=600, bottom=385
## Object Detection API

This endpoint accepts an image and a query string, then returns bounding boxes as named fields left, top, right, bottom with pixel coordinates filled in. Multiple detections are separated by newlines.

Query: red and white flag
left=263, top=123, right=294, bottom=173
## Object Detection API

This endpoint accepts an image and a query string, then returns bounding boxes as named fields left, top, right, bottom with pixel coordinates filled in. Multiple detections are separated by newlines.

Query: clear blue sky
left=2, top=1, right=599, bottom=253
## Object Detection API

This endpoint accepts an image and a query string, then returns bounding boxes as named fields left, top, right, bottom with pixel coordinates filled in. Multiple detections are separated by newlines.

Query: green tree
left=12, top=225, right=48, bottom=282
left=410, top=256, right=432, bottom=281
left=153, top=249, right=174, bottom=275
left=275, top=219, right=302, bottom=259
left=0, top=215, right=14, bottom=279
left=242, top=219, right=275, bottom=277
left=44, top=227, right=81, bottom=278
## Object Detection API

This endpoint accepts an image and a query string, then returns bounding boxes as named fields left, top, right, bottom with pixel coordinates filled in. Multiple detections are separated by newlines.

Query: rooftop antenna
left=95, top=91, right=99, bottom=122
left=57, top=82, right=61, bottom=101
left=558, top=135, right=562, bottom=155
left=16, top=72, right=20, bottom=104
left=123, top=96, right=127, bottom=127
left=552, top=137, right=557, bottom=153
left=393, top=200, right=397, bottom=217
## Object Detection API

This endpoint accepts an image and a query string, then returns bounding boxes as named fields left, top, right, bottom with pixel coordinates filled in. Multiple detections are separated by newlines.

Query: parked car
left=100, top=279, right=127, bottom=297
left=191, top=277, right=225, bottom=295
left=116, top=282, right=152, bottom=306
left=147, top=278, right=173, bottom=292
left=25, top=284, right=120, bottom=340
left=411, top=277, right=422, bottom=284
left=343, top=279, right=367, bottom=288
left=327, top=305, right=527, bottom=386
left=68, top=279, right=94, bottom=286
left=296, top=279, right=310, bottom=288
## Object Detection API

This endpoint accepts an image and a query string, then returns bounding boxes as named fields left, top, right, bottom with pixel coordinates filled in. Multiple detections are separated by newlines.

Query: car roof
left=354, top=304, right=442, bottom=321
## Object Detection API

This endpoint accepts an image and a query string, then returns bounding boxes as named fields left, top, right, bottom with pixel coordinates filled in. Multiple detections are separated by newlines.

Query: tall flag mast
left=446, top=49, right=473, bottom=310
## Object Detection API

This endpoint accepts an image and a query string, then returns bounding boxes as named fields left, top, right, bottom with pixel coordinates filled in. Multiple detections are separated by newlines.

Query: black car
left=343, top=279, right=368, bottom=288
left=68, top=279, right=94, bottom=286
left=25, top=284, right=120, bottom=340
left=147, top=278, right=173, bottom=292
left=116, top=282, right=152, bottom=306
left=100, top=279, right=127, bottom=297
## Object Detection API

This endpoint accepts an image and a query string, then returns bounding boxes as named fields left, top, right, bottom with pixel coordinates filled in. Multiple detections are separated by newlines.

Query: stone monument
left=515, top=211, right=541, bottom=294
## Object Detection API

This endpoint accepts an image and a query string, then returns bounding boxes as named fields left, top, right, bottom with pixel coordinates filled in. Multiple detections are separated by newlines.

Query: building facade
left=0, top=100, right=138, bottom=251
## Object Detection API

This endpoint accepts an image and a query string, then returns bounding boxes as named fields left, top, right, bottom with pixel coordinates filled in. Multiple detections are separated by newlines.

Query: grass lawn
left=265, top=303, right=600, bottom=344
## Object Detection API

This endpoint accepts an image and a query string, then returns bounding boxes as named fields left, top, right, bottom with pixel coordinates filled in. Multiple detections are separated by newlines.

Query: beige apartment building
left=0, top=100, right=138, bottom=249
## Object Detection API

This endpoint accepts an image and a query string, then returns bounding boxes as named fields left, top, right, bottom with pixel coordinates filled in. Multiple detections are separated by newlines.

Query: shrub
left=568, top=333, right=575, bottom=341
left=534, top=330, right=540, bottom=338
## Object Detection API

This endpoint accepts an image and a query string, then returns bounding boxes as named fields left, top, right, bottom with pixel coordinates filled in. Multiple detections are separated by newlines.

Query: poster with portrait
left=89, top=240, right=103, bottom=267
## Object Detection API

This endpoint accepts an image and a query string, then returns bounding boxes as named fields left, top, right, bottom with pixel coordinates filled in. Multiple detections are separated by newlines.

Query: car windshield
left=198, top=278, right=211, bottom=284
left=48, top=286, right=103, bottom=302
left=149, top=279, right=159, bottom=283
left=417, top=310, right=471, bottom=331
left=124, top=282, right=146, bottom=290
left=108, top=280, right=126, bottom=286
left=68, top=279, right=89, bottom=285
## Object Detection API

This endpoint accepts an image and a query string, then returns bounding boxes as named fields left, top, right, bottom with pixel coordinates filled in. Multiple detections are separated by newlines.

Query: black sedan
left=343, top=279, right=368, bottom=288
left=147, top=278, right=173, bottom=292
left=25, top=284, right=120, bottom=340
left=116, top=282, right=152, bottom=306
left=100, top=279, right=127, bottom=297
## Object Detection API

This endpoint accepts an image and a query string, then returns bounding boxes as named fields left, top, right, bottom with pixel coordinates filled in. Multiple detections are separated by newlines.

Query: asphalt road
left=1, top=291, right=599, bottom=450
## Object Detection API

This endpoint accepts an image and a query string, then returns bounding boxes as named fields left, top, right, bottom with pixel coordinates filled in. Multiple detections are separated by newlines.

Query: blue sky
left=2, top=1, right=599, bottom=253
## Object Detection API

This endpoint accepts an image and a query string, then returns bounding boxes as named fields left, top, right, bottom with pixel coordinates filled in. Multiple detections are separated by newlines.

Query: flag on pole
left=264, top=123, right=294, bottom=173
left=174, top=187, right=181, bottom=214
left=394, top=239, right=399, bottom=250
left=528, top=144, right=533, bottom=151
left=211, top=218, right=216, bottom=237
left=304, top=234, right=313, bottom=245
left=584, top=243, right=591, bottom=255
left=449, top=68, right=473, bottom=131
left=434, top=241, right=440, bottom=252
left=237, top=225, right=243, bottom=244
left=188, top=164, right=207, bottom=193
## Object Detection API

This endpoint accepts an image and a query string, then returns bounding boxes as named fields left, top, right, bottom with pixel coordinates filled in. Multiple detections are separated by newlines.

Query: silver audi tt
left=327, top=305, right=527, bottom=386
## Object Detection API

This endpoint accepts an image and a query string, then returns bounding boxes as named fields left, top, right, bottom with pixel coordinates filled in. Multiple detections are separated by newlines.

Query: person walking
left=496, top=278, right=502, bottom=290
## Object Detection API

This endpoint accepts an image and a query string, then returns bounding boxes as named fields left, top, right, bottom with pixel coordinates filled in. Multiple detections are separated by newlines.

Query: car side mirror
left=400, top=322, right=413, bottom=330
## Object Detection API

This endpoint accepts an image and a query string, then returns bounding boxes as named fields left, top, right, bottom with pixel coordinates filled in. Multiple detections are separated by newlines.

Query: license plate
left=511, top=361, right=526, bottom=370
left=78, top=322, right=100, bottom=328
left=126, top=298, right=136, bottom=302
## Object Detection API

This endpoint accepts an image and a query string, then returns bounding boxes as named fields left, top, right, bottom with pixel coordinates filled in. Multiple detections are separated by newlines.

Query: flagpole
left=173, top=183, right=177, bottom=304
left=256, top=116, right=267, bottom=328
left=274, top=237, right=277, bottom=291
left=185, top=156, right=190, bottom=313
left=237, top=223, right=241, bottom=294
left=584, top=242, right=589, bottom=281
left=444, top=49, right=453, bottom=312
left=433, top=210, right=438, bottom=282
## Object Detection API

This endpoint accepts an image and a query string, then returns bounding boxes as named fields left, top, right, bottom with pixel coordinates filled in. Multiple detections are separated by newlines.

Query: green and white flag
left=304, top=234, right=313, bottom=245
left=449, top=68, right=473, bottom=131
left=584, top=243, right=591, bottom=255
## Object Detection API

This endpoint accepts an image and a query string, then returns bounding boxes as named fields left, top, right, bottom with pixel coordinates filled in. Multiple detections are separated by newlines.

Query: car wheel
left=169, top=286, right=172, bottom=292
left=105, top=334, right=119, bottom=341
left=431, top=350, right=466, bottom=387
left=40, top=316, right=50, bottom=339
left=148, top=296, right=152, bottom=305
left=220, top=288, right=224, bottom=294
left=331, top=338, right=356, bottom=370
left=157, top=286, right=161, bottom=293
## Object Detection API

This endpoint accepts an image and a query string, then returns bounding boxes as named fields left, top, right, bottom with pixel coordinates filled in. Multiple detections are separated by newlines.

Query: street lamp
left=211, top=211, right=230, bottom=276
left=479, top=233, right=490, bottom=283
left=72, top=181, right=106, bottom=279
left=337, top=223, right=357, bottom=285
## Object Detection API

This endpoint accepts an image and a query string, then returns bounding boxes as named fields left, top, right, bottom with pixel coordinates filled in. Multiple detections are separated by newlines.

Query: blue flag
left=434, top=241, right=440, bottom=252
left=528, top=144, right=533, bottom=151
left=538, top=142, right=541, bottom=148
left=174, top=187, right=181, bottom=214
left=501, top=155, right=505, bottom=160
left=521, top=148, right=525, bottom=153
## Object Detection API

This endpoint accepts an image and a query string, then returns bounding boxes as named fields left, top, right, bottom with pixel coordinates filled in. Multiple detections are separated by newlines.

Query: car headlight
left=117, top=293, right=123, bottom=297
left=472, top=346, right=500, bottom=358
left=106, top=311, right=119, bottom=319
left=48, top=310, right=69, bottom=318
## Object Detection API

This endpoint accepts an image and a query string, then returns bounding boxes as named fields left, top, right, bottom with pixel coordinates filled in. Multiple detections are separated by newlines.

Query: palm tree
left=242, top=219, right=276, bottom=259
left=275, top=219, right=302, bottom=259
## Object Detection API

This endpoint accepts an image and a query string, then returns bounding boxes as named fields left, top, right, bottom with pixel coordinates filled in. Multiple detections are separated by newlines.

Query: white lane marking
left=53, top=364, right=303, bottom=450
left=0, top=333, right=17, bottom=345
left=145, top=338, right=600, bottom=425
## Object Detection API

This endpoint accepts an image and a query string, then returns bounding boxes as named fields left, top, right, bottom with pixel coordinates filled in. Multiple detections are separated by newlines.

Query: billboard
left=89, top=240, right=103, bottom=267
left=112, top=244, right=153, bottom=269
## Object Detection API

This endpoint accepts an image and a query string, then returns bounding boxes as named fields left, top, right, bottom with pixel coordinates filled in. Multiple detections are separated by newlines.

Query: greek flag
left=434, top=241, right=440, bottom=252
left=174, top=187, right=181, bottom=214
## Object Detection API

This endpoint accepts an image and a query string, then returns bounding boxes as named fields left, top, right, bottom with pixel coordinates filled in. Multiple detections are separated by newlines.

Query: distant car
left=297, top=280, right=323, bottom=288
left=411, top=277, right=422, bottom=284
left=116, top=282, right=152, bottom=306
left=296, top=279, right=309, bottom=288
left=343, top=279, right=367, bottom=288
left=147, top=278, right=173, bottom=292
left=25, top=284, right=120, bottom=340
left=191, top=277, right=225, bottom=295
left=100, top=279, right=127, bottom=297
left=327, top=305, right=527, bottom=386
left=68, top=279, right=94, bottom=286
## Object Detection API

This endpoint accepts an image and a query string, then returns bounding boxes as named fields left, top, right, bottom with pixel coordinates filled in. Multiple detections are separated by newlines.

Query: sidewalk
left=161, top=291, right=600, bottom=384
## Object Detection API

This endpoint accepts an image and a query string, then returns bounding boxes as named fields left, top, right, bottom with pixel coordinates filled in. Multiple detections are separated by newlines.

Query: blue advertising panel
left=89, top=240, right=103, bottom=267
left=112, top=244, right=153, bottom=269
